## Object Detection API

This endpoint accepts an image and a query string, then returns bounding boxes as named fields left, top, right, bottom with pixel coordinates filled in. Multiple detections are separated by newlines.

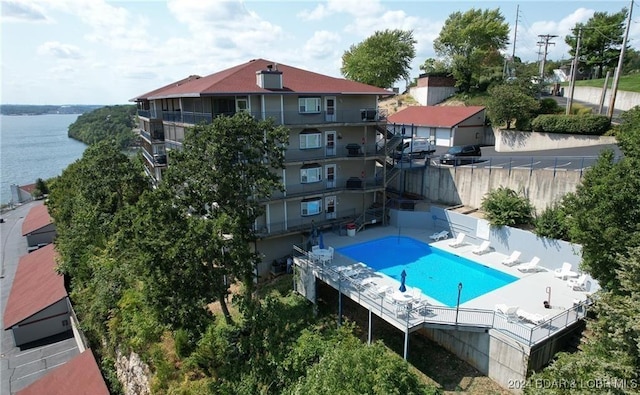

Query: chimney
left=256, top=64, right=283, bottom=89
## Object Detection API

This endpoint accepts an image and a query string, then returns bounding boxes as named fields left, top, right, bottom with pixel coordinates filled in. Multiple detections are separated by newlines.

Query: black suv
left=439, top=145, right=481, bottom=165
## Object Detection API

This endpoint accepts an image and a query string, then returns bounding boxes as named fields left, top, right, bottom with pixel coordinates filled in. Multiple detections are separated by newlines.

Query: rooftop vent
left=256, top=64, right=283, bottom=89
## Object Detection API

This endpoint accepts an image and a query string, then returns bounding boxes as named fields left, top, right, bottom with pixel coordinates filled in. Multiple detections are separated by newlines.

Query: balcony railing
left=255, top=208, right=357, bottom=237
left=139, top=129, right=165, bottom=142
left=138, top=108, right=385, bottom=126
left=141, top=149, right=167, bottom=167
left=285, top=143, right=383, bottom=162
left=268, top=176, right=384, bottom=201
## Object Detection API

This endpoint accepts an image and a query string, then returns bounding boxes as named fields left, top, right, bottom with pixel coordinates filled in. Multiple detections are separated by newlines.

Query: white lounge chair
left=429, top=230, right=449, bottom=241
left=449, top=233, right=466, bottom=248
left=495, top=304, right=520, bottom=322
left=517, top=256, right=543, bottom=273
left=516, top=309, right=549, bottom=325
left=554, top=262, right=578, bottom=279
left=567, top=273, right=589, bottom=291
left=501, top=250, right=521, bottom=266
left=472, top=240, right=491, bottom=255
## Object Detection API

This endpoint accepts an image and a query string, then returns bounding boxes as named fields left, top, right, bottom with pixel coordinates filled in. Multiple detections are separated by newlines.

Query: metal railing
left=138, top=108, right=386, bottom=126
left=293, top=251, right=591, bottom=347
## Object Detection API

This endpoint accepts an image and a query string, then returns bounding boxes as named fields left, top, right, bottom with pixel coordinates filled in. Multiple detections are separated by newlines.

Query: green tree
left=47, top=141, right=149, bottom=284
left=434, top=8, right=510, bottom=93
left=341, top=29, right=416, bottom=88
left=162, top=112, right=288, bottom=322
left=419, top=58, right=450, bottom=75
left=563, top=106, right=640, bottom=289
left=623, top=48, right=640, bottom=73
left=534, top=202, right=570, bottom=241
left=67, top=105, right=137, bottom=148
left=481, top=187, right=534, bottom=228
left=485, top=83, right=540, bottom=129
left=565, top=9, right=627, bottom=79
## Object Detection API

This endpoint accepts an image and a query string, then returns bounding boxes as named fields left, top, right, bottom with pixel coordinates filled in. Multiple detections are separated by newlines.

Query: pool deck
left=296, top=225, right=592, bottom=347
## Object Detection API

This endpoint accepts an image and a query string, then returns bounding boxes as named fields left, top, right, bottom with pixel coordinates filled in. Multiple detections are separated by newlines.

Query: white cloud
left=0, top=0, right=50, bottom=23
left=297, top=4, right=330, bottom=21
left=37, top=41, right=83, bottom=59
left=303, top=30, right=341, bottom=59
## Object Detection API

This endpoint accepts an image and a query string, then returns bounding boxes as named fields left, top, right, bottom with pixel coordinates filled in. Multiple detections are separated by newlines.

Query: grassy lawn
left=569, top=74, right=640, bottom=93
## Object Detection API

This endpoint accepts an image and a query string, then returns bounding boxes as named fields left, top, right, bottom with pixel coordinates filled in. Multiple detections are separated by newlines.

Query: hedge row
left=531, top=114, right=611, bottom=135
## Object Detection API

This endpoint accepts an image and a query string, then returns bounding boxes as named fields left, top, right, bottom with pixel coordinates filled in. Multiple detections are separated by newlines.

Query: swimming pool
left=337, top=236, right=517, bottom=307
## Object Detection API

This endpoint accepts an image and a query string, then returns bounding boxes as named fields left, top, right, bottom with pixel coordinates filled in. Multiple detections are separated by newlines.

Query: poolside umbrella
left=319, top=231, right=325, bottom=249
left=399, top=269, right=407, bottom=292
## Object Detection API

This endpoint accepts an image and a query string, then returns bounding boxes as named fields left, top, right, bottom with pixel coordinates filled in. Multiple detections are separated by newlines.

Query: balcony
left=141, top=149, right=167, bottom=167
left=268, top=176, right=384, bottom=201
left=139, top=129, right=165, bottom=142
left=254, top=208, right=358, bottom=238
left=284, top=143, right=383, bottom=163
left=139, top=108, right=386, bottom=127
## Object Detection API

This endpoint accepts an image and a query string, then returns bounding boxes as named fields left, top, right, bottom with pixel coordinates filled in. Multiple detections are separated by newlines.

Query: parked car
left=439, top=145, right=482, bottom=165
left=392, top=138, right=436, bottom=160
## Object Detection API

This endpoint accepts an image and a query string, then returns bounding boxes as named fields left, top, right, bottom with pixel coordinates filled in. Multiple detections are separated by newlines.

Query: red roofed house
left=132, top=59, right=395, bottom=276
left=16, top=350, right=109, bottom=395
left=22, top=203, right=56, bottom=250
left=387, top=106, right=488, bottom=148
left=10, top=183, right=36, bottom=204
left=4, top=244, right=71, bottom=347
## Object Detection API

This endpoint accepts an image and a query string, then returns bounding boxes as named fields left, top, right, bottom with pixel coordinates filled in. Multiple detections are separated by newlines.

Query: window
left=236, top=97, right=249, bottom=112
left=301, top=165, right=322, bottom=183
left=299, top=97, right=321, bottom=113
left=300, top=132, right=321, bottom=149
left=301, top=198, right=322, bottom=216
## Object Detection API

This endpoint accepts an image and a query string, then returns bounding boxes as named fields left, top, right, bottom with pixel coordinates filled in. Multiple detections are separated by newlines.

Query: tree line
left=67, top=105, right=137, bottom=149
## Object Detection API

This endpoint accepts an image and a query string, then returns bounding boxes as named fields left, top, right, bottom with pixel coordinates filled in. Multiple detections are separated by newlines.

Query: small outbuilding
left=16, top=350, right=110, bottom=395
left=387, top=106, right=489, bottom=147
left=4, top=244, right=71, bottom=347
left=21, top=204, right=56, bottom=250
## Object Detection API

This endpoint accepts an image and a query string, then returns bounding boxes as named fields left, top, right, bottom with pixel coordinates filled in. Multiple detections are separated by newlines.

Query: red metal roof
left=132, top=58, right=391, bottom=100
left=21, top=204, right=53, bottom=236
left=3, top=244, right=67, bottom=328
left=387, top=106, right=485, bottom=128
left=16, top=350, right=110, bottom=395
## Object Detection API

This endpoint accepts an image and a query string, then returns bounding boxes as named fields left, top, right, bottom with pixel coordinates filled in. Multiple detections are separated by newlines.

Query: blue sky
left=1, top=0, right=637, bottom=105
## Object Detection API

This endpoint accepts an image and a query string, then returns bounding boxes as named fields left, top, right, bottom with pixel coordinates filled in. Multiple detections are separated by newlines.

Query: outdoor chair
left=517, top=256, right=544, bottom=273
left=516, top=308, right=549, bottom=325
left=429, top=230, right=449, bottom=241
left=554, top=262, right=578, bottom=279
left=567, top=273, right=589, bottom=291
left=448, top=232, right=466, bottom=248
left=501, top=250, right=521, bottom=266
left=495, top=304, right=520, bottom=322
left=472, top=240, right=491, bottom=255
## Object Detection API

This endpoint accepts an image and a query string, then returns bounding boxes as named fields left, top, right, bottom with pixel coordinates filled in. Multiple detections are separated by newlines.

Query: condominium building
left=132, top=58, right=402, bottom=276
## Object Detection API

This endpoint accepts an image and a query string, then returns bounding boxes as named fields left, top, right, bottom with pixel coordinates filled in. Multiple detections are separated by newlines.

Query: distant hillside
left=67, top=105, right=137, bottom=149
left=0, top=104, right=104, bottom=115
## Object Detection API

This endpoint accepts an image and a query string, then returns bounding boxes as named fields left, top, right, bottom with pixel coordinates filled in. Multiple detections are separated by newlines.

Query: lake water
left=0, top=114, right=87, bottom=204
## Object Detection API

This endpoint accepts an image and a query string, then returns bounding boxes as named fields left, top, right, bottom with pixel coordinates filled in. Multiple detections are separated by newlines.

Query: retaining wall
left=566, top=86, right=640, bottom=111
left=494, top=129, right=616, bottom=152
left=400, top=165, right=583, bottom=213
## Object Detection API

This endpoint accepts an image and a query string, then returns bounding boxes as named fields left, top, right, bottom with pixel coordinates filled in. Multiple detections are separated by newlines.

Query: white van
left=393, top=138, right=435, bottom=160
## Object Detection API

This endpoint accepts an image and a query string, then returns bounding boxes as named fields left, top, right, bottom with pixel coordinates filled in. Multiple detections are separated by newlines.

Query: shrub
left=531, top=114, right=611, bottom=135
left=534, top=202, right=570, bottom=240
left=537, top=98, right=562, bottom=114
left=481, top=187, right=534, bottom=228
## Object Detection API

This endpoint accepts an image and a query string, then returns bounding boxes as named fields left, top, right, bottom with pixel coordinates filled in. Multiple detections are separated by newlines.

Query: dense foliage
left=565, top=8, right=627, bottom=79
left=480, top=187, right=534, bottom=228
left=527, top=106, right=640, bottom=393
left=485, top=83, right=540, bottom=129
left=531, top=114, right=611, bottom=135
left=67, top=105, right=137, bottom=148
left=533, top=202, right=570, bottom=241
left=434, top=8, right=509, bottom=93
left=341, top=29, right=416, bottom=88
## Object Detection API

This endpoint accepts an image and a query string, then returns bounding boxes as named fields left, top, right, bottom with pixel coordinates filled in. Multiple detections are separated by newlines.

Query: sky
left=1, top=0, right=638, bottom=105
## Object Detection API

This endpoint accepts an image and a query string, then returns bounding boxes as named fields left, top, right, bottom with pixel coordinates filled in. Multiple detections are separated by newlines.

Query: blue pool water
left=337, top=236, right=517, bottom=307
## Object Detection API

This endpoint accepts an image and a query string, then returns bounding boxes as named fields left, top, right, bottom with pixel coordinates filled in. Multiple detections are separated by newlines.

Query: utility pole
left=607, top=0, right=633, bottom=120
left=537, top=34, right=557, bottom=90
left=566, top=27, right=582, bottom=115
left=504, top=4, right=520, bottom=79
